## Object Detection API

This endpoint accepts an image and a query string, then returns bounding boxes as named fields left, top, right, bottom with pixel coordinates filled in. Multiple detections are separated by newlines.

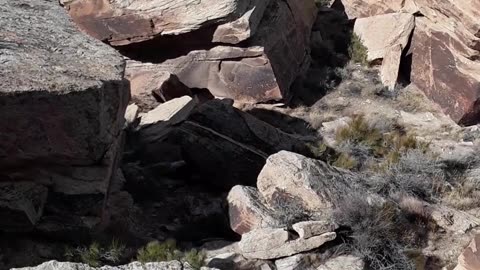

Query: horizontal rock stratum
left=0, top=0, right=129, bottom=231
left=62, top=0, right=317, bottom=103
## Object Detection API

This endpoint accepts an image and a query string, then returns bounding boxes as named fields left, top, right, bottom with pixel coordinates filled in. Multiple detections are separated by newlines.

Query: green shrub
left=64, top=239, right=126, bottom=267
left=348, top=33, right=368, bottom=66
left=136, top=240, right=205, bottom=269
left=333, top=153, right=358, bottom=170
left=80, top=242, right=101, bottom=267
left=183, top=249, right=206, bottom=270
left=137, top=240, right=181, bottom=263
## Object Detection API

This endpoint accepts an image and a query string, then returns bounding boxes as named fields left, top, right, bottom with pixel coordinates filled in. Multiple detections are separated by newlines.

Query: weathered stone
left=257, top=151, right=365, bottom=212
left=339, top=0, right=418, bottom=19
left=0, top=0, right=129, bottom=169
left=62, top=0, right=270, bottom=46
left=239, top=228, right=336, bottom=260
left=380, top=44, right=403, bottom=90
left=124, top=104, right=139, bottom=128
left=0, top=182, right=48, bottom=231
left=292, top=220, right=339, bottom=239
left=121, top=0, right=316, bottom=103
left=204, top=241, right=275, bottom=270
left=227, top=185, right=278, bottom=235
left=12, top=260, right=218, bottom=270
left=454, top=234, right=480, bottom=270
left=166, top=100, right=312, bottom=189
left=138, top=96, right=198, bottom=144
left=430, top=205, right=480, bottom=233
left=316, top=255, right=365, bottom=270
left=410, top=17, right=480, bottom=125
left=353, top=13, right=414, bottom=61
left=126, top=69, right=193, bottom=111
left=275, top=253, right=323, bottom=270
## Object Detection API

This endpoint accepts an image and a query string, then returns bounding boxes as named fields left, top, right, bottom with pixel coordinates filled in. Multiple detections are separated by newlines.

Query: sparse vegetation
left=64, top=239, right=126, bottom=267
left=136, top=240, right=205, bottom=269
left=314, top=0, right=331, bottom=7
left=348, top=33, right=368, bottom=66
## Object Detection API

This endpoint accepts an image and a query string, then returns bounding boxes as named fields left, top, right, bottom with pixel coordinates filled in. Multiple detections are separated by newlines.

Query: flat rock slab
left=12, top=260, right=218, bottom=270
left=239, top=227, right=336, bottom=260
left=0, top=0, right=129, bottom=168
left=454, top=234, right=480, bottom=270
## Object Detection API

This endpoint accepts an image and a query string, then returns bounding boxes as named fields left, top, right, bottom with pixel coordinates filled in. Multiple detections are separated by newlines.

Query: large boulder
left=410, top=17, right=480, bottom=125
left=454, top=234, right=480, bottom=270
left=257, top=151, right=365, bottom=213
left=0, top=0, right=129, bottom=231
left=61, top=0, right=270, bottom=46
left=64, top=0, right=317, bottom=103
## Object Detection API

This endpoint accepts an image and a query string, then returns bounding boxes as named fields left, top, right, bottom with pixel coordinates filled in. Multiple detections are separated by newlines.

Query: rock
left=227, top=185, right=278, bottom=235
left=62, top=0, right=270, bottom=46
left=12, top=260, right=218, bottom=270
left=239, top=228, right=336, bottom=260
left=292, top=220, right=339, bottom=239
left=353, top=13, right=415, bottom=62
left=454, top=234, right=480, bottom=270
left=204, top=241, right=275, bottom=270
left=430, top=205, right=480, bottom=233
left=316, top=255, right=365, bottom=270
left=275, top=253, right=323, bottom=270
left=410, top=17, right=480, bottom=125
left=339, top=0, right=418, bottom=19
left=0, top=182, right=48, bottom=231
left=0, top=0, right=129, bottom=232
left=0, top=0, right=129, bottom=168
left=127, top=69, right=193, bottom=111
left=119, top=0, right=317, bottom=103
left=124, top=104, right=139, bottom=128
left=138, top=96, right=198, bottom=143
left=257, top=151, right=365, bottom=213
left=380, top=44, right=402, bottom=90
left=165, top=100, right=313, bottom=189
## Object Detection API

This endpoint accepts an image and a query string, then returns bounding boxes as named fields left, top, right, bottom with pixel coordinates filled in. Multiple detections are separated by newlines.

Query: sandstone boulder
left=227, top=185, right=278, bottom=235
left=292, top=220, right=339, bottom=239
left=454, top=234, right=480, bottom=270
left=62, top=0, right=270, bottom=46
left=353, top=13, right=414, bottom=62
left=410, top=17, right=480, bottom=125
left=275, top=254, right=323, bottom=270
left=380, top=44, right=403, bottom=90
left=257, top=151, right=365, bottom=213
left=239, top=227, right=336, bottom=259
left=0, top=0, right=129, bottom=232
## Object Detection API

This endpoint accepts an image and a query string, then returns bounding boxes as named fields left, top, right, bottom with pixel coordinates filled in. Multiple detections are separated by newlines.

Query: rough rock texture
left=160, top=100, right=313, bottom=189
left=316, top=255, right=365, bottom=270
left=340, top=0, right=480, bottom=124
left=227, top=185, right=278, bottom=235
left=12, top=260, right=216, bottom=270
left=275, top=253, right=323, bottom=270
left=353, top=13, right=415, bottom=61
left=430, top=205, right=480, bottom=234
left=454, top=234, right=480, bottom=270
left=380, top=44, right=403, bottom=90
left=127, top=70, right=193, bottom=111
left=410, top=17, right=480, bottom=125
left=257, top=151, right=365, bottom=212
left=292, top=220, right=339, bottom=239
left=0, top=0, right=129, bottom=232
left=239, top=228, right=336, bottom=259
left=111, top=0, right=317, bottom=103
left=62, top=0, right=269, bottom=46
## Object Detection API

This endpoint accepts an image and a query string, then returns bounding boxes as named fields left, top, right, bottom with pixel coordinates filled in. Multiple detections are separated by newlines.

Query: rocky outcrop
left=292, top=221, right=339, bottom=239
left=454, top=234, right=480, bottom=270
left=257, top=151, right=365, bottom=213
left=343, top=0, right=480, bottom=125
left=134, top=99, right=313, bottom=189
left=238, top=227, right=336, bottom=259
left=12, top=260, right=216, bottom=270
left=63, top=0, right=317, bottom=103
left=0, top=0, right=129, bottom=232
